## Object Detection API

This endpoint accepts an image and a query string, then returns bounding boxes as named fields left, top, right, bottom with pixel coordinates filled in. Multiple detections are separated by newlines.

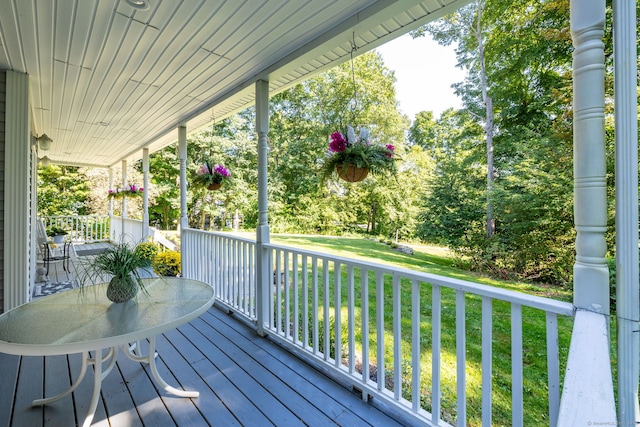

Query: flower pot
left=207, top=182, right=222, bottom=190
left=336, top=164, right=369, bottom=182
left=106, top=275, right=138, bottom=303
left=52, top=235, right=65, bottom=244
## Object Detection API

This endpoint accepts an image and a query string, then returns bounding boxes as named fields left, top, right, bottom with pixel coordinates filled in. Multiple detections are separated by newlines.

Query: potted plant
left=193, top=161, right=231, bottom=190
left=320, top=126, right=397, bottom=182
left=78, top=241, right=153, bottom=303
left=47, top=226, right=68, bottom=243
left=107, top=184, right=144, bottom=199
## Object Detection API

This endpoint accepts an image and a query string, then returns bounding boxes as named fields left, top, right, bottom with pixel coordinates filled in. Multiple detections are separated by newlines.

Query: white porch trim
left=3, top=70, right=31, bottom=311
left=255, top=79, right=270, bottom=336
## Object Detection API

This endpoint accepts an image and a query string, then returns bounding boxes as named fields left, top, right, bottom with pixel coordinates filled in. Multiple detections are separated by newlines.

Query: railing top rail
left=264, top=241, right=575, bottom=316
left=183, top=227, right=256, bottom=245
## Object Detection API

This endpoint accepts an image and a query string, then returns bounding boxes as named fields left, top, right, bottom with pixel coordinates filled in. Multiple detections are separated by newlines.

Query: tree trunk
left=476, top=0, right=495, bottom=238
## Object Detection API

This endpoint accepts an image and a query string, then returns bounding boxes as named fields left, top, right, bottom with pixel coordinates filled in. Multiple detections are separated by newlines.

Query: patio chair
left=36, top=218, right=72, bottom=280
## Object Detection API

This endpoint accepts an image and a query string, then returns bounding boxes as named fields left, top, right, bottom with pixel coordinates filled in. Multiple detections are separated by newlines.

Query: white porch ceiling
left=0, top=0, right=468, bottom=168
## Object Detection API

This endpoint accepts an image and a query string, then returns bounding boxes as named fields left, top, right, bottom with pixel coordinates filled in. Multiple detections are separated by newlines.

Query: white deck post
left=613, top=0, right=640, bottom=423
left=255, top=79, right=270, bottom=336
left=108, top=168, right=114, bottom=217
left=558, top=1, right=616, bottom=424
left=178, top=126, right=188, bottom=274
left=121, top=160, right=127, bottom=220
left=142, top=148, right=150, bottom=239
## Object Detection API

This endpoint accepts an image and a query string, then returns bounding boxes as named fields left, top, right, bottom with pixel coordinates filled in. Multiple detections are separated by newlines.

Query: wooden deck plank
left=114, top=347, right=178, bottom=427
left=12, top=356, right=44, bottom=427
left=165, top=326, right=277, bottom=426
left=43, top=355, right=75, bottom=426
left=1, top=305, right=408, bottom=427
left=153, top=334, right=243, bottom=426
left=203, top=309, right=405, bottom=427
left=190, top=315, right=345, bottom=426
left=0, top=352, right=19, bottom=427
left=97, top=349, right=144, bottom=427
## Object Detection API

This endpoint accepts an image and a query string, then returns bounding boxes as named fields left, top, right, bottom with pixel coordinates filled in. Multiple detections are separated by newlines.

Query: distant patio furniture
left=0, top=277, right=215, bottom=427
left=36, top=218, right=72, bottom=280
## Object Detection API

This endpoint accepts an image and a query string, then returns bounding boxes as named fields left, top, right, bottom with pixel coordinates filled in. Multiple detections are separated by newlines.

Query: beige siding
left=0, top=70, right=5, bottom=313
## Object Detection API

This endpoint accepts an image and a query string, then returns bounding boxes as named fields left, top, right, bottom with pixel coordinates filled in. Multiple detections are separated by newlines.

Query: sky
left=376, top=34, right=465, bottom=121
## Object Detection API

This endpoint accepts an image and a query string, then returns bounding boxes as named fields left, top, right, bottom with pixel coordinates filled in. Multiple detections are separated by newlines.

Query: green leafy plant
left=153, top=250, right=181, bottom=277
left=47, top=226, right=68, bottom=236
left=192, top=162, right=231, bottom=189
left=134, top=241, right=159, bottom=263
left=77, top=241, right=153, bottom=301
left=320, top=126, right=397, bottom=181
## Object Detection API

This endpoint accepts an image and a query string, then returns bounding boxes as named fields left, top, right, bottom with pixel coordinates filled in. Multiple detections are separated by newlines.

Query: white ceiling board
left=0, top=0, right=469, bottom=168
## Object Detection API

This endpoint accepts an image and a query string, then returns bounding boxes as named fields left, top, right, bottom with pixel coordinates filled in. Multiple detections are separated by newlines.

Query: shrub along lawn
left=268, top=234, right=574, bottom=426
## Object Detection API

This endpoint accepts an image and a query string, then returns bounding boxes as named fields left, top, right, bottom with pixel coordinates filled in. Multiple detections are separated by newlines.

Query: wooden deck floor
left=0, top=305, right=406, bottom=427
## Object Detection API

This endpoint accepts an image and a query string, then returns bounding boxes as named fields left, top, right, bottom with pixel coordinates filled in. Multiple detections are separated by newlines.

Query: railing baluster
left=546, top=312, right=560, bottom=426
left=322, top=259, right=330, bottom=361
left=376, top=271, right=384, bottom=391
left=347, top=265, right=355, bottom=374
left=361, top=268, right=370, bottom=385
left=512, top=303, right=523, bottom=426
left=293, top=253, right=299, bottom=343
left=482, top=296, right=492, bottom=426
left=411, top=279, right=420, bottom=411
left=456, top=290, right=466, bottom=426
left=334, top=262, right=342, bottom=367
left=432, top=284, right=441, bottom=424
left=312, top=257, right=319, bottom=354
left=393, top=273, right=401, bottom=400
left=275, top=249, right=282, bottom=334
left=302, top=254, right=309, bottom=349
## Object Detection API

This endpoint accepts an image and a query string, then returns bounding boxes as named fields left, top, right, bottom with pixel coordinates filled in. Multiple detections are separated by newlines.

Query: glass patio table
left=0, top=277, right=215, bottom=427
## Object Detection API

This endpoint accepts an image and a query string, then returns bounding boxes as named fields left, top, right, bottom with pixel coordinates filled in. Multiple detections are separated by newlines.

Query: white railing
left=109, top=215, right=176, bottom=251
left=43, top=215, right=110, bottom=242
left=182, top=228, right=256, bottom=318
left=181, top=229, right=575, bottom=426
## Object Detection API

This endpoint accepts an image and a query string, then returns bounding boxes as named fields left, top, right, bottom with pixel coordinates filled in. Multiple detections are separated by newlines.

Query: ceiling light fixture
left=39, top=156, right=51, bottom=167
left=37, top=134, right=52, bottom=151
left=125, top=0, right=150, bottom=10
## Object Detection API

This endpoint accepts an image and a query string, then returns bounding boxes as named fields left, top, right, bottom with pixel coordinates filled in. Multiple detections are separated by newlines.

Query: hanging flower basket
left=193, top=161, right=231, bottom=190
left=336, top=164, right=369, bottom=182
left=320, top=126, right=397, bottom=183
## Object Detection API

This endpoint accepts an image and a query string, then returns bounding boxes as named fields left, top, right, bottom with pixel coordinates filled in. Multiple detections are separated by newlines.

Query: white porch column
left=108, top=168, right=114, bottom=217
left=558, top=1, right=616, bottom=424
left=613, top=0, right=640, bottom=423
left=3, top=70, right=31, bottom=311
left=121, top=160, right=128, bottom=219
left=178, top=125, right=188, bottom=278
left=142, top=147, right=150, bottom=239
left=178, top=126, right=188, bottom=230
left=571, top=1, right=609, bottom=313
left=255, top=79, right=270, bottom=336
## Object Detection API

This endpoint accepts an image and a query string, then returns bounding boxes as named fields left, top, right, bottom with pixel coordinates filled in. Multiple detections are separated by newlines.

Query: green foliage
left=134, top=241, right=159, bottom=263
left=47, top=226, right=68, bottom=236
left=37, top=165, right=90, bottom=216
left=77, top=242, right=153, bottom=295
left=153, top=251, right=181, bottom=277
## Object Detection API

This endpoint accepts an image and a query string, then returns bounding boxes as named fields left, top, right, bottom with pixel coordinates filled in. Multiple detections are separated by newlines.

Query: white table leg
left=32, top=350, right=89, bottom=406
left=82, top=348, right=103, bottom=427
left=147, top=335, right=199, bottom=398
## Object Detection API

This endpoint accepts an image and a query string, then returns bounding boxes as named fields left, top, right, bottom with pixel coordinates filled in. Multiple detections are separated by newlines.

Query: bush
left=135, top=241, right=159, bottom=263
left=153, top=250, right=181, bottom=276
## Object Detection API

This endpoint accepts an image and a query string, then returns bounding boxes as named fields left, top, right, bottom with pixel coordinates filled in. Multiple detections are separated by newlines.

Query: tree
left=37, top=165, right=90, bottom=217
